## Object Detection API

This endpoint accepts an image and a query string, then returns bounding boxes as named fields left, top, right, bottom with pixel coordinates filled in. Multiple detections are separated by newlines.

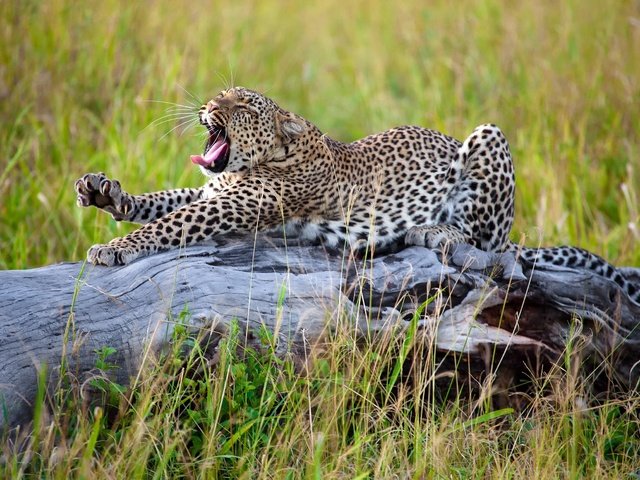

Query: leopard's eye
left=235, top=104, right=258, bottom=115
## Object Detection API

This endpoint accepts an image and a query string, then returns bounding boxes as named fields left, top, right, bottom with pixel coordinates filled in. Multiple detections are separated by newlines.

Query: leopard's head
left=191, top=87, right=309, bottom=176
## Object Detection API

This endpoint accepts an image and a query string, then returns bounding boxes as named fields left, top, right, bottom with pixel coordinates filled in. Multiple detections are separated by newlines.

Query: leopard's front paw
left=75, top=172, right=134, bottom=221
left=87, top=243, right=140, bottom=266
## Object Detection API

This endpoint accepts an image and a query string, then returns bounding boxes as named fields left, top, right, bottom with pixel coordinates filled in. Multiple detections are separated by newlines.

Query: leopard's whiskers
left=176, top=84, right=205, bottom=109
left=157, top=117, right=200, bottom=142
left=145, top=99, right=198, bottom=110
left=215, top=72, right=233, bottom=91
left=142, top=112, right=195, bottom=134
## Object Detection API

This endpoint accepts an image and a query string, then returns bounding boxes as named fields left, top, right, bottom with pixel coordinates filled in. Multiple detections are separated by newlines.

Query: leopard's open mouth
left=190, top=127, right=231, bottom=173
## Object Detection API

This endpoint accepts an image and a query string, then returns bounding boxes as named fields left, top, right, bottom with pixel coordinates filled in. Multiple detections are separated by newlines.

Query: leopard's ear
left=275, top=110, right=306, bottom=143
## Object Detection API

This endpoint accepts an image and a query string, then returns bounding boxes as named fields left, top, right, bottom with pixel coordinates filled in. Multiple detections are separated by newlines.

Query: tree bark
left=1, top=237, right=639, bottom=428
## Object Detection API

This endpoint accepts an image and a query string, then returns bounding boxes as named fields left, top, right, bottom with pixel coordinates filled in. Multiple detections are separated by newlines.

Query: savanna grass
left=1, top=0, right=639, bottom=477
left=1, top=0, right=638, bottom=269
left=2, top=313, right=639, bottom=478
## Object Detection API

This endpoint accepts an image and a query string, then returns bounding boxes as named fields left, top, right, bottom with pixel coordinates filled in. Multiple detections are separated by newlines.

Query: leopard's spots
left=75, top=88, right=640, bottom=306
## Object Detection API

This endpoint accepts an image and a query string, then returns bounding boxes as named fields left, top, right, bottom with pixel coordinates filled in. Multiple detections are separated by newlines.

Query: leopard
left=75, top=86, right=639, bottom=305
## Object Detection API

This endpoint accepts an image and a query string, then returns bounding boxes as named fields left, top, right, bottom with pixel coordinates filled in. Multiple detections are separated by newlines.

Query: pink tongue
left=190, top=139, right=228, bottom=167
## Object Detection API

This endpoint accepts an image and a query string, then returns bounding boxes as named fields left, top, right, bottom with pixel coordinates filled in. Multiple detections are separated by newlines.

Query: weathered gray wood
left=1, top=237, right=639, bottom=428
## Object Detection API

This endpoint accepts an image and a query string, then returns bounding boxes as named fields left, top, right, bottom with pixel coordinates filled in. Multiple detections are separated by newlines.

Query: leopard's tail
left=503, top=242, right=640, bottom=306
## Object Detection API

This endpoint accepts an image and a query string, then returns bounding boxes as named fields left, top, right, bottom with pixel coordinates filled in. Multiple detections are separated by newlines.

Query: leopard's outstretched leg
left=86, top=178, right=285, bottom=266
left=75, top=172, right=203, bottom=224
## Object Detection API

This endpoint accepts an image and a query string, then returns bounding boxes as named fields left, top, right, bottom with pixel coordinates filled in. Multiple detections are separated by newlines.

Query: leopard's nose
left=206, top=100, right=218, bottom=113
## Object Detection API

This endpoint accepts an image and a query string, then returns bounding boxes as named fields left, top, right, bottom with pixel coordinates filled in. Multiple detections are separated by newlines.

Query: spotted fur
left=75, top=87, right=639, bottom=305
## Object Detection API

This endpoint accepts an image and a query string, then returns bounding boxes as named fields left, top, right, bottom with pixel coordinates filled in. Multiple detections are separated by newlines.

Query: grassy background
left=1, top=0, right=640, bottom=477
left=1, top=0, right=638, bottom=269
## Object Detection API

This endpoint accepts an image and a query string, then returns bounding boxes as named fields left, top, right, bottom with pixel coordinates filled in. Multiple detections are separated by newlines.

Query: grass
left=1, top=0, right=639, bottom=477
left=3, top=316, right=639, bottom=479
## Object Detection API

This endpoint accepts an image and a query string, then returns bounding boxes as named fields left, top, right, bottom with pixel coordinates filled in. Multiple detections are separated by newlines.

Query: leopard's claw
left=87, top=242, right=140, bottom=266
left=75, top=173, right=133, bottom=220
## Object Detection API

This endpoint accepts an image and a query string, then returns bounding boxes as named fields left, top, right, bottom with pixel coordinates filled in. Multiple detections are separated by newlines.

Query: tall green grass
left=1, top=0, right=638, bottom=269
left=1, top=0, right=639, bottom=477
left=2, top=316, right=639, bottom=478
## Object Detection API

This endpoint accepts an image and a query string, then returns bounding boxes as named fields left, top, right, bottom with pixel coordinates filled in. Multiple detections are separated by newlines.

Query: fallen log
left=1, top=237, right=639, bottom=428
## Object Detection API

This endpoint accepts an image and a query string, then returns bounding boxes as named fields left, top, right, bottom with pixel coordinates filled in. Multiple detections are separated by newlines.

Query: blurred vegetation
left=1, top=0, right=640, bottom=477
left=1, top=0, right=638, bottom=268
